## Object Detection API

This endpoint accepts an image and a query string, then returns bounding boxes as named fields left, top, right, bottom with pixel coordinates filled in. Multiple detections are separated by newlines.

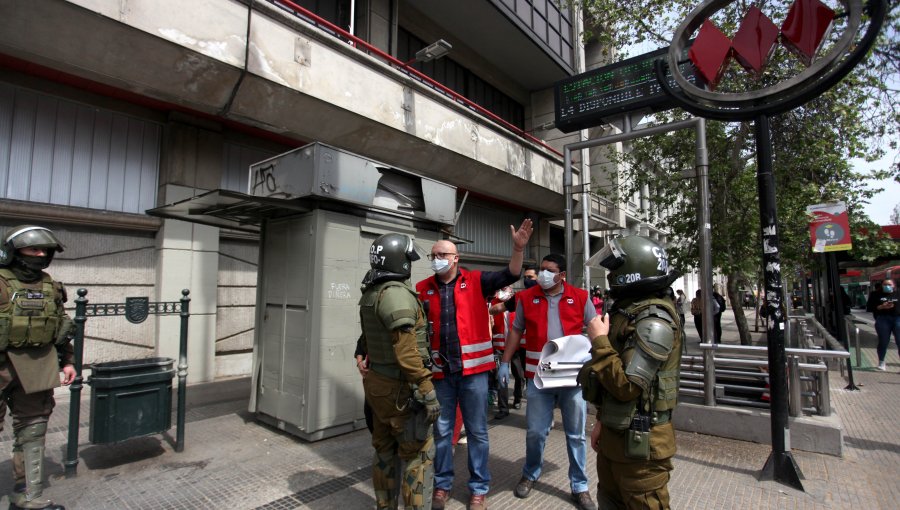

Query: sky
left=856, top=151, right=899, bottom=225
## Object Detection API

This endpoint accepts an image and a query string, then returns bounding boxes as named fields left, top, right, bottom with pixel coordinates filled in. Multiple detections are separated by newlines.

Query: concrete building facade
left=0, top=0, right=672, bottom=382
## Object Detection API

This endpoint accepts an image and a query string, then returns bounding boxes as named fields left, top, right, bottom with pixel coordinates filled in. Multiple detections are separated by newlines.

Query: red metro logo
left=659, top=0, right=886, bottom=120
left=691, top=0, right=835, bottom=88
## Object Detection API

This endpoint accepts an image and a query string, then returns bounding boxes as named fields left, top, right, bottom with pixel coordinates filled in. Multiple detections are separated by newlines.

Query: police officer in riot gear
left=359, top=233, right=440, bottom=510
left=578, top=235, right=682, bottom=509
left=0, top=225, right=75, bottom=510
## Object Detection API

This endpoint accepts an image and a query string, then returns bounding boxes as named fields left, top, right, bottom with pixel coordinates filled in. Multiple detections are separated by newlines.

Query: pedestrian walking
left=675, top=289, right=688, bottom=328
left=690, top=289, right=703, bottom=339
left=866, top=279, right=900, bottom=371
left=712, top=284, right=726, bottom=344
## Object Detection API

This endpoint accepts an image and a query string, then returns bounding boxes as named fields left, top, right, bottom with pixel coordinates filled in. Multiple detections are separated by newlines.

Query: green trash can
left=88, top=357, right=175, bottom=444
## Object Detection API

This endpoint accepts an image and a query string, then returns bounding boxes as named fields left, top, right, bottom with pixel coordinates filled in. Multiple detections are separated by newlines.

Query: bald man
left=417, top=219, right=533, bottom=510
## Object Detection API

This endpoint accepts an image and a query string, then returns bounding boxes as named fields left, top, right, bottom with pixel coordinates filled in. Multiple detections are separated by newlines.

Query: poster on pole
left=807, top=202, right=852, bottom=252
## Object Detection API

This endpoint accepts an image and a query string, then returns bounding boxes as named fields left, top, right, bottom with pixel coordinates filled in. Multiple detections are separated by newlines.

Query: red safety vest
left=490, top=300, right=518, bottom=352
left=517, top=282, right=588, bottom=378
left=417, top=268, right=494, bottom=379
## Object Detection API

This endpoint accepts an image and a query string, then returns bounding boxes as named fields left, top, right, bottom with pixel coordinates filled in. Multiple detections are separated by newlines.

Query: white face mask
left=431, top=258, right=451, bottom=274
left=537, top=269, right=558, bottom=290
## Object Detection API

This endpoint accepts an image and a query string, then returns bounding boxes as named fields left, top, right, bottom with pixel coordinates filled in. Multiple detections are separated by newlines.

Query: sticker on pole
left=806, top=202, right=851, bottom=252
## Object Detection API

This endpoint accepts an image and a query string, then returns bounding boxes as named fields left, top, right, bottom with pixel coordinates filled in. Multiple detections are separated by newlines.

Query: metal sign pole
left=827, top=253, right=858, bottom=390
left=176, top=289, right=191, bottom=452
left=755, top=115, right=803, bottom=491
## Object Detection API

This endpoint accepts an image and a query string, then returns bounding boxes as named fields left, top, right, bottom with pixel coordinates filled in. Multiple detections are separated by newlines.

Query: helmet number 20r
left=652, top=247, right=668, bottom=273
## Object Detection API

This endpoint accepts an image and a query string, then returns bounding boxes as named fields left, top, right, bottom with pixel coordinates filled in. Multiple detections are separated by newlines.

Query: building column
left=154, top=116, right=224, bottom=383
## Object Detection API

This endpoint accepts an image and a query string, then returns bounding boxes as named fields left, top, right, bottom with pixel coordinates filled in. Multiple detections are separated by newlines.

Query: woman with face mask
left=866, top=279, right=900, bottom=371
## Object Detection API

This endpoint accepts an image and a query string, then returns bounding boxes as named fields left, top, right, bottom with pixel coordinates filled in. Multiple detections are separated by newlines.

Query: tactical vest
left=599, top=296, right=682, bottom=430
left=359, top=280, right=428, bottom=378
left=0, top=268, right=67, bottom=351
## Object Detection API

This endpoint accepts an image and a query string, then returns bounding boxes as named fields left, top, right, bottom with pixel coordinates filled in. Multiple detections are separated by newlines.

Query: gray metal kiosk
left=149, top=142, right=456, bottom=440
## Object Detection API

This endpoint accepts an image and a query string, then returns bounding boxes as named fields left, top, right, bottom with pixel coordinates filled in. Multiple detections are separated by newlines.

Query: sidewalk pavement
left=1, top=308, right=898, bottom=509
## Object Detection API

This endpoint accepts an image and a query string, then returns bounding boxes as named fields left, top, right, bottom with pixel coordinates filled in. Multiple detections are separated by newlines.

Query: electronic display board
left=554, top=45, right=701, bottom=133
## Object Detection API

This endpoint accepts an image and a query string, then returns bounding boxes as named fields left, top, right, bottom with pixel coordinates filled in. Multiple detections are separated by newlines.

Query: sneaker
left=513, top=401, right=522, bottom=410
left=878, top=361, right=887, bottom=371
left=432, top=488, right=451, bottom=510
left=572, top=490, right=598, bottom=510
left=468, top=493, right=487, bottom=510
left=514, top=477, right=535, bottom=498
left=457, top=429, right=468, bottom=445
left=494, top=409, right=509, bottom=420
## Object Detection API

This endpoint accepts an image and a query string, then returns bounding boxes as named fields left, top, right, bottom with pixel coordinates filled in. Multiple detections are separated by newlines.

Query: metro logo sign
left=781, top=0, right=837, bottom=65
left=732, top=6, right=780, bottom=76
left=689, top=0, right=835, bottom=89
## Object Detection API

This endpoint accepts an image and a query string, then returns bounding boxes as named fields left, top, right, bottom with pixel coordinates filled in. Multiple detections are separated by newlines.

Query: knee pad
left=14, top=422, right=47, bottom=446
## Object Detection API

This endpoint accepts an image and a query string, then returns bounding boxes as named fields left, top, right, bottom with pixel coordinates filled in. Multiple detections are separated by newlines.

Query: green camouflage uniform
left=360, top=280, right=435, bottom=510
left=581, top=296, right=682, bottom=510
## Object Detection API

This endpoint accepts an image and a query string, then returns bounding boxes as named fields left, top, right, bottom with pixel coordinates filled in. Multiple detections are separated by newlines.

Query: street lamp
left=404, top=39, right=452, bottom=66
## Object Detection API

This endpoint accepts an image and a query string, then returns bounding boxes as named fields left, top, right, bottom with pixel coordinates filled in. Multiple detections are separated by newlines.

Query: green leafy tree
left=568, top=0, right=900, bottom=343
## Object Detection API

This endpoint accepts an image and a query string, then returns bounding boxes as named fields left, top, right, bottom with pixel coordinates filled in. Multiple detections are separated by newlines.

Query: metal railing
left=680, top=314, right=850, bottom=417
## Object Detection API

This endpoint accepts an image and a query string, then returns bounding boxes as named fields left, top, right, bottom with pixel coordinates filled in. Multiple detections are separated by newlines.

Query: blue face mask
left=885, top=285, right=895, bottom=293
left=431, top=258, right=451, bottom=275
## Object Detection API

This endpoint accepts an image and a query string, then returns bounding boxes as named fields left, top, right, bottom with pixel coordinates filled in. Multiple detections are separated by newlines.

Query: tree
left=892, top=203, right=900, bottom=225
left=570, top=0, right=900, bottom=344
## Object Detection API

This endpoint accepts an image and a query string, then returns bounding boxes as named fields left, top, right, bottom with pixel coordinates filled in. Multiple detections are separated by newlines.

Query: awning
left=146, top=190, right=314, bottom=233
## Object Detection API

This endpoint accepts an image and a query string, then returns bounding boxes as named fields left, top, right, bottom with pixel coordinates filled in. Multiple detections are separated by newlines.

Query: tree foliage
left=567, top=0, right=900, bottom=342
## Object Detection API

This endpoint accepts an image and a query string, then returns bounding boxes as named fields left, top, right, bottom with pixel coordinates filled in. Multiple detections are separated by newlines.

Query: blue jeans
left=875, top=315, right=900, bottom=363
left=433, top=371, right=490, bottom=495
left=522, top=379, right=589, bottom=493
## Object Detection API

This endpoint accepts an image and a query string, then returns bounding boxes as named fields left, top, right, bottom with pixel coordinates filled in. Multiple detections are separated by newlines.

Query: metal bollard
left=818, top=369, right=831, bottom=416
left=788, top=356, right=802, bottom=417
left=704, top=347, right=716, bottom=406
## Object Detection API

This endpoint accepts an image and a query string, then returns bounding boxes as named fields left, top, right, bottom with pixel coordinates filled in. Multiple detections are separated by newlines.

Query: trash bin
left=88, top=357, right=175, bottom=444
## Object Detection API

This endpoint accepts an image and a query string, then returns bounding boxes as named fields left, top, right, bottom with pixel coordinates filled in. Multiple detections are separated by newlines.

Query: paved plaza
left=1, top=309, right=897, bottom=509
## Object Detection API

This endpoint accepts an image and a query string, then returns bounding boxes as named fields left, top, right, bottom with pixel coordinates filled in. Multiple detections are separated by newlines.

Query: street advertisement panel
left=807, top=201, right=852, bottom=252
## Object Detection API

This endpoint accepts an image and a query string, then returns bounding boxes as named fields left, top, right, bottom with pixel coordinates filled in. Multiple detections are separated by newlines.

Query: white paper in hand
left=534, top=335, right=591, bottom=389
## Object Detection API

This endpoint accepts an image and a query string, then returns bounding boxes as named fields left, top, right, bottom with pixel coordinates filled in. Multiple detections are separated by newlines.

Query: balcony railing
left=267, top=0, right=563, bottom=158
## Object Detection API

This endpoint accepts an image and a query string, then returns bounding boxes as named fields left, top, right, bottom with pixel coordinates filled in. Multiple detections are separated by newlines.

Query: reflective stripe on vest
left=417, top=268, right=494, bottom=379
left=491, top=304, right=506, bottom=350
left=518, top=282, right=588, bottom=378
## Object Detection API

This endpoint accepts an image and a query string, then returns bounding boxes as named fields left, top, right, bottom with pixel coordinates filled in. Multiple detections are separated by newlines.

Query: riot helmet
left=363, top=233, right=420, bottom=286
left=597, top=235, right=678, bottom=298
left=0, top=225, right=65, bottom=269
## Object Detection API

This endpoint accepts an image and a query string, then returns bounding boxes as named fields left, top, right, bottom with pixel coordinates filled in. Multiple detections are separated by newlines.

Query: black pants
left=713, top=313, right=723, bottom=343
